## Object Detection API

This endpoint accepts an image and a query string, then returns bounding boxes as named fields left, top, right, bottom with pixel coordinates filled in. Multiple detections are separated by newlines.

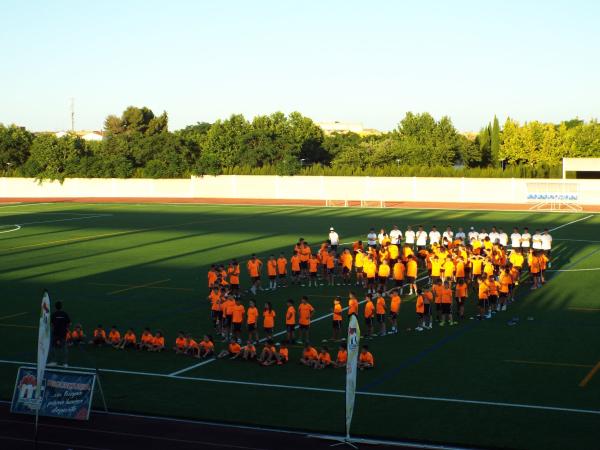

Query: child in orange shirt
left=300, top=343, right=318, bottom=366
left=241, top=340, right=257, bottom=360
left=358, top=345, right=374, bottom=370
left=149, top=331, right=165, bottom=352
left=174, top=331, right=187, bottom=354
left=138, top=327, right=154, bottom=351
left=118, top=328, right=136, bottom=350
left=90, top=324, right=107, bottom=346
left=314, top=346, right=332, bottom=369
left=108, top=325, right=121, bottom=348
left=333, top=343, right=348, bottom=368
left=218, top=339, right=241, bottom=359
left=198, top=335, right=214, bottom=359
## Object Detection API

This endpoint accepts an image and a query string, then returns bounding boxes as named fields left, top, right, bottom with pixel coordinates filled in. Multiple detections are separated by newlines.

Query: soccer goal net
left=526, top=182, right=582, bottom=212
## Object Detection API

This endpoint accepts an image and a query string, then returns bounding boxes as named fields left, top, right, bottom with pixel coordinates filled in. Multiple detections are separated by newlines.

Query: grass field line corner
left=168, top=274, right=429, bottom=377
left=549, top=214, right=593, bottom=232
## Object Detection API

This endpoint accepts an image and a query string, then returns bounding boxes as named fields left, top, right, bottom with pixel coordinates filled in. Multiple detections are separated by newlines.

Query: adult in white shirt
left=532, top=229, right=543, bottom=250
left=367, top=228, right=377, bottom=248
left=328, top=227, right=340, bottom=251
left=377, top=228, right=387, bottom=245
left=488, top=227, right=499, bottom=244
left=498, top=228, right=508, bottom=247
left=389, top=225, right=402, bottom=245
left=442, top=226, right=454, bottom=246
left=455, top=227, right=466, bottom=242
left=478, top=228, right=489, bottom=241
left=541, top=229, right=553, bottom=254
left=429, top=226, right=441, bottom=246
left=521, top=228, right=531, bottom=249
left=467, top=227, right=479, bottom=243
left=415, top=226, right=428, bottom=249
left=405, top=226, right=416, bottom=247
left=510, top=228, right=521, bottom=248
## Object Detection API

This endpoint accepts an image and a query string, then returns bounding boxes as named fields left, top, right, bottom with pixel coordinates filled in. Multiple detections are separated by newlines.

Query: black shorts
left=232, top=322, right=242, bottom=331
left=365, top=317, right=373, bottom=326
left=488, top=295, right=498, bottom=303
left=395, top=280, right=404, bottom=287
left=230, top=283, right=239, bottom=289
left=431, top=276, right=440, bottom=284
left=263, top=327, right=273, bottom=334
left=332, top=320, right=342, bottom=330
left=300, top=261, right=308, bottom=270
left=251, top=276, right=260, bottom=283
left=478, top=299, right=486, bottom=308
left=225, top=315, right=233, bottom=326
left=310, top=272, right=317, bottom=278
left=286, top=324, right=295, bottom=332
left=327, top=267, right=334, bottom=274
left=456, top=297, right=466, bottom=306
left=299, top=324, right=309, bottom=330
left=269, top=275, right=276, bottom=280
left=376, top=314, right=385, bottom=323
left=331, top=245, right=338, bottom=251
left=441, top=303, right=451, bottom=314
left=367, top=277, right=375, bottom=284
left=211, top=310, right=222, bottom=320
left=417, top=312, right=424, bottom=318
left=499, top=292, right=508, bottom=299
left=456, top=277, right=464, bottom=284
left=248, top=323, right=256, bottom=332
left=292, top=270, right=300, bottom=276
left=424, top=304, right=431, bottom=314
left=278, top=273, right=286, bottom=278
left=356, top=267, right=364, bottom=273
left=343, top=267, right=350, bottom=274
left=407, top=276, right=416, bottom=284
left=378, top=276, right=388, bottom=284
left=390, top=312, right=398, bottom=319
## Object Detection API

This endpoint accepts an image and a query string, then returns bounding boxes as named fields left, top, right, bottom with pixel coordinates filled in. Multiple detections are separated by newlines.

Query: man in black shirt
left=49, top=301, right=71, bottom=367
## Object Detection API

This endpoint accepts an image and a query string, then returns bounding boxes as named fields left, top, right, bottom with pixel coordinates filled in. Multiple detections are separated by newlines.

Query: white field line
left=549, top=215, right=593, bottom=232
left=0, top=358, right=598, bottom=416
left=547, top=267, right=600, bottom=273
left=0, top=225, right=21, bottom=234
left=554, top=238, right=600, bottom=243
left=15, top=214, right=113, bottom=226
left=169, top=273, right=425, bottom=376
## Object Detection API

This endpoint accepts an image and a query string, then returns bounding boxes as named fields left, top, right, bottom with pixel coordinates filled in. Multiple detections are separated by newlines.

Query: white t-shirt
left=405, top=230, right=415, bottom=244
left=429, top=230, right=441, bottom=245
left=511, top=233, right=521, bottom=248
left=468, top=230, right=479, bottom=242
left=416, top=230, right=427, bottom=246
left=455, top=231, right=466, bottom=241
left=498, top=232, right=508, bottom=247
left=442, top=231, right=454, bottom=244
left=488, top=232, right=499, bottom=244
left=521, top=233, right=531, bottom=248
left=541, top=234, right=552, bottom=250
left=377, top=233, right=386, bottom=245
left=389, top=229, right=402, bottom=245
left=329, top=231, right=339, bottom=245
left=532, top=233, right=543, bottom=250
left=479, top=232, right=489, bottom=241
left=367, top=232, right=377, bottom=246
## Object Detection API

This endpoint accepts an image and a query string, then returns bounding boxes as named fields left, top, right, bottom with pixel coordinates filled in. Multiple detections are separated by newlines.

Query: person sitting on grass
left=218, top=339, right=241, bottom=359
left=198, top=335, right=215, bottom=359
left=117, top=328, right=137, bottom=350
left=241, top=340, right=257, bottom=360
left=186, top=334, right=200, bottom=357
left=358, top=345, right=374, bottom=370
left=300, top=343, right=318, bottom=366
left=174, top=331, right=187, bottom=354
left=90, top=324, right=107, bottom=346
left=138, top=327, right=154, bottom=351
left=149, top=331, right=165, bottom=352
left=313, top=346, right=332, bottom=369
left=108, top=325, right=121, bottom=348
left=257, top=340, right=277, bottom=365
left=70, top=324, right=85, bottom=346
left=277, top=343, right=288, bottom=365
left=332, top=343, right=348, bottom=368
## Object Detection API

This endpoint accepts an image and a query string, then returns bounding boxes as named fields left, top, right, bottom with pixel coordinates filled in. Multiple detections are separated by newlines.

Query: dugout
left=562, top=157, right=600, bottom=179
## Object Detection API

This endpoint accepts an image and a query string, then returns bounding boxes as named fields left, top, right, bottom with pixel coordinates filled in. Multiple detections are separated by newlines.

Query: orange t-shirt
left=229, top=342, right=241, bottom=354
left=359, top=351, right=374, bottom=366
left=309, top=258, right=319, bottom=272
left=390, top=294, right=401, bottom=313
left=285, top=306, right=296, bottom=325
left=303, top=346, right=318, bottom=360
left=441, top=287, right=453, bottom=304
left=376, top=296, right=386, bottom=314
left=318, top=351, right=332, bottom=365
left=175, top=336, right=186, bottom=349
left=298, top=303, right=315, bottom=325
left=455, top=283, right=468, bottom=298
left=232, top=304, right=245, bottom=324
left=407, top=260, right=418, bottom=277
left=153, top=336, right=165, bottom=347
left=247, top=259, right=262, bottom=277
left=333, top=302, right=343, bottom=321
left=263, top=310, right=276, bottom=328
left=348, top=298, right=359, bottom=316
left=267, top=260, right=277, bottom=276
left=364, top=301, right=375, bottom=318
left=247, top=306, right=258, bottom=325
left=277, top=257, right=287, bottom=274
left=336, top=350, right=348, bottom=364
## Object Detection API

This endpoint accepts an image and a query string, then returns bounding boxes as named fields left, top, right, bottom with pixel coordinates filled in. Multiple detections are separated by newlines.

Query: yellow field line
left=107, top=279, right=171, bottom=295
left=579, top=360, right=600, bottom=388
left=0, top=323, right=36, bottom=329
left=568, top=307, right=600, bottom=312
left=505, top=359, right=594, bottom=369
left=89, top=282, right=193, bottom=292
left=0, top=312, right=27, bottom=321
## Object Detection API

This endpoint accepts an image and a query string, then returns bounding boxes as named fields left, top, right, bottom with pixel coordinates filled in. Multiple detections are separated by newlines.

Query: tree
left=491, top=115, right=500, bottom=165
left=27, top=134, right=86, bottom=180
left=0, top=124, right=33, bottom=173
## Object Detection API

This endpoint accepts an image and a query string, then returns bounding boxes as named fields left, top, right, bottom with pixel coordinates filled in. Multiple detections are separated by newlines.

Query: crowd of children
left=63, top=223, right=552, bottom=371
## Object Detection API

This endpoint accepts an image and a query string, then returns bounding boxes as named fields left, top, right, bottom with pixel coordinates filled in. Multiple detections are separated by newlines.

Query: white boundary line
left=547, top=267, right=600, bottom=273
left=0, top=225, right=21, bottom=234
left=169, top=274, right=429, bottom=377
left=549, top=214, right=593, bottom=232
left=14, top=214, right=113, bottom=226
left=1, top=359, right=598, bottom=416
left=554, top=238, right=600, bottom=243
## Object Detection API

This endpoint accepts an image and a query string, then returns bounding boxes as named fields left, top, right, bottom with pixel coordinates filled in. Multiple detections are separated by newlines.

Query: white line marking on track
left=549, top=215, right=594, bottom=232
left=0, top=358, right=598, bottom=416
left=169, top=274, right=429, bottom=377
left=0, top=225, right=21, bottom=234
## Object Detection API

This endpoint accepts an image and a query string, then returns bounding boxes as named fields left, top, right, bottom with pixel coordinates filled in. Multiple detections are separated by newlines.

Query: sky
left=1, top=0, right=599, bottom=132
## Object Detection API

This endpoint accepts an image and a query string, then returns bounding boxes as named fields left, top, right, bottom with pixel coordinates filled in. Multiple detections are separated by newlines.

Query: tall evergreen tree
left=491, top=115, right=500, bottom=165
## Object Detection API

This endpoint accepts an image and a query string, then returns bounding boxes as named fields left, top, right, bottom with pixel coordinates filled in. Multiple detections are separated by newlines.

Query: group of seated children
left=299, top=343, right=374, bottom=370
left=85, top=325, right=166, bottom=351
left=174, top=333, right=216, bottom=359
left=217, top=338, right=289, bottom=366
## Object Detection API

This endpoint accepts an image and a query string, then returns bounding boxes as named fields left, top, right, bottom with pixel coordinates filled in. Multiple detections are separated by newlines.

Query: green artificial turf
left=0, top=203, right=599, bottom=449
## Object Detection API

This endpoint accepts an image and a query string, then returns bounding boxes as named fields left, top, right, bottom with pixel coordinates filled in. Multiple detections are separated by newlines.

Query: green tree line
left=1, top=107, right=598, bottom=180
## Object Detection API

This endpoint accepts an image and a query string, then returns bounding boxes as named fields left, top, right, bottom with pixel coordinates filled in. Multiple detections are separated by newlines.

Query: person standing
left=405, top=225, right=416, bottom=249
left=390, top=225, right=403, bottom=246
left=49, top=301, right=71, bottom=367
left=328, top=227, right=340, bottom=252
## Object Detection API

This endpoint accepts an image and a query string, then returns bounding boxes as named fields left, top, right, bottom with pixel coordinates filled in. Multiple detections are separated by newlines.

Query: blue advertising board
left=11, top=366, right=96, bottom=420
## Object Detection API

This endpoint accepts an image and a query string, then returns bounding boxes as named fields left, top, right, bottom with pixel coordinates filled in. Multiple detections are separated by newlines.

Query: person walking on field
left=48, top=301, right=71, bottom=367
left=328, top=227, right=339, bottom=251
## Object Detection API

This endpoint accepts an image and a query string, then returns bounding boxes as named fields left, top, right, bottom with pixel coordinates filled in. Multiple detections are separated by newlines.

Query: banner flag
left=36, top=290, right=51, bottom=404
left=345, top=314, right=361, bottom=439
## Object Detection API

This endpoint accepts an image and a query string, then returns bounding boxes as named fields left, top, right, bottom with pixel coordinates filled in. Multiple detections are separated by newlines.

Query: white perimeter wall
left=1, top=176, right=599, bottom=205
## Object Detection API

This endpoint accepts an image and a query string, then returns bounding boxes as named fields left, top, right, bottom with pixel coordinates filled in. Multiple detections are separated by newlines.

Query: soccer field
left=0, top=202, right=599, bottom=450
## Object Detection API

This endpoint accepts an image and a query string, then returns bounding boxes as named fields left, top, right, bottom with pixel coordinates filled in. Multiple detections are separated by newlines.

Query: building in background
left=316, top=121, right=380, bottom=136
left=51, top=130, right=104, bottom=141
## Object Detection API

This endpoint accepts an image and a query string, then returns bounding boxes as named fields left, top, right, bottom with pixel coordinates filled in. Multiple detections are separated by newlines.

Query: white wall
left=1, top=176, right=599, bottom=205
